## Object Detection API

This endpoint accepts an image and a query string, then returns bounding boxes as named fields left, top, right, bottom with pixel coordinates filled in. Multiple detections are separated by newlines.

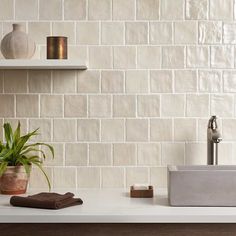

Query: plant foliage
left=0, top=122, right=54, bottom=191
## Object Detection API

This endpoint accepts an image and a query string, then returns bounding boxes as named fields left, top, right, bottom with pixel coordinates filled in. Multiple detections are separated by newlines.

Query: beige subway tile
left=0, top=119, right=3, bottom=139
left=101, top=119, right=124, bottom=142
left=211, top=46, right=234, bottom=68
left=126, top=167, right=149, bottom=186
left=187, top=46, right=209, bottom=68
left=4, top=70, right=27, bottom=93
left=150, top=70, right=172, bottom=93
left=113, top=95, right=136, bottom=117
left=89, top=95, right=111, bottom=117
left=126, top=70, right=148, bottom=93
left=113, top=143, right=136, bottom=166
left=101, top=70, right=124, bottom=93
left=29, top=167, right=52, bottom=189
left=199, top=70, right=221, bottom=93
left=78, top=70, right=100, bottom=93
left=161, top=94, right=185, bottom=117
left=102, top=167, right=124, bottom=188
left=113, top=0, right=135, bottom=20
left=88, top=0, right=111, bottom=20
left=186, top=94, right=209, bottom=117
left=161, top=0, right=184, bottom=20
left=162, top=143, right=185, bottom=166
left=53, top=70, right=76, bottom=93
left=138, top=95, right=160, bottom=117
left=77, top=167, right=100, bottom=188
left=174, top=22, right=197, bottom=44
left=53, top=167, right=76, bottom=188
left=199, top=21, right=222, bottom=44
left=68, top=45, right=88, bottom=61
left=186, top=0, right=208, bottom=19
left=197, top=118, right=208, bottom=142
left=125, top=22, right=148, bottom=44
left=29, top=119, right=51, bottom=142
left=29, top=70, right=51, bottom=93
left=77, top=119, right=100, bottom=141
left=174, top=118, right=197, bottom=141
left=52, top=22, right=75, bottom=44
left=0, top=95, right=14, bottom=117
left=39, top=0, right=62, bottom=20
left=185, top=143, right=206, bottom=165
left=16, top=95, right=39, bottom=117
left=89, top=46, right=112, bottom=69
left=126, top=119, right=148, bottom=142
left=150, top=119, right=172, bottom=141
left=15, top=0, right=38, bottom=20
left=64, top=0, right=86, bottom=20
left=0, top=0, right=14, bottom=20
left=136, top=0, right=159, bottom=20
left=114, top=46, right=136, bottom=69
left=137, top=143, right=161, bottom=166
left=64, top=95, right=87, bottom=117
left=41, top=95, right=63, bottom=117
left=162, top=46, right=185, bottom=69
left=223, top=71, right=236, bottom=93
left=0, top=72, right=3, bottom=93
left=174, top=70, right=197, bottom=92
left=89, top=143, right=112, bottom=166
left=150, top=167, right=167, bottom=188
left=210, top=0, right=233, bottom=20
left=223, top=23, right=236, bottom=44
left=219, top=143, right=232, bottom=165
left=137, top=46, right=161, bottom=69
left=102, top=22, right=124, bottom=45
left=211, top=94, right=234, bottom=117
left=65, top=143, right=87, bottom=166
left=77, top=22, right=99, bottom=45
left=43, top=143, right=63, bottom=166
left=53, top=119, right=76, bottom=142
left=223, top=119, right=236, bottom=141
left=150, top=22, right=172, bottom=44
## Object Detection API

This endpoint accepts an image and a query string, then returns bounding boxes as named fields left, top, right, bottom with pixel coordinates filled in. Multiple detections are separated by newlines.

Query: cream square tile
left=15, top=0, right=38, bottom=20
left=114, top=46, right=136, bottom=69
left=64, top=95, right=87, bottom=117
left=199, top=70, right=221, bottom=93
left=223, top=71, right=236, bottom=92
left=175, top=21, right=197, bottom=44
left=77, top=22, right=99, bottom=45
left=41, top=95, right=63, bottom=118
left=113, top=143, right=136, bottom=166
left=137, top=143, right=161, bottom=166
left=39, top=0, right=62, bottom=20
left=126, top=70, right=148, bottom=93
left=29, top=70, right=51, bottom=93
left=137, top=95, right=160, bottom=117
left=150, top=167, right=167, bottom=188
left=0, top=95, right=14, bottom=117
left=125, top=22, right=148, bottom=44
left=65, top=143, right=87, bottom=166
left=186, top=0, right=208, bottom=19
left=126, top=119, right=148, bottom=142
left=210, top=0, right=233, bottom=20
left=78, top=70, right=100, bottom=93
left=52, top=22, right=75, bottom=44
left=88, top=0, right=111, bottom=20
left=64, top=0, right=86, bottom=20
left=174, top=70, right=197, bottom=92
left=150, top=70, right=172, bottom=93
left=29, top=119, right=51, bottom=142
left=89, top=95, right=111, bottom=118
left=77, top=119, right=100, bottom=141
left=77, top=167, right=100, bottom=188
left=185, top=143, right=206, bottom=165
left=16, top=95, right=39, bottom=117
left=89, top=144, right=112, bottom=166
left=150, top=22, right=172, bottom=44
left=150, top=119, right=172, bottom=141
left=113, top=95, right=136, bottom=117
left=113, top=0, right=135, bottom=20
left=102, top=168, right=124, bottom=188
left=0, top=0, right=14, bottom=20
left=53, top=168, right=76, bottom=188
left=126, top=167, right=149, bottom=186
left=187, top=46, right=209, bottom=68
left=161, top=0, right=184, bottom=20
left=211, top=46, right=234, bottom=68
left=102, top=22, right=124, bottom=45
left=136, top=0, right=159, bottom=20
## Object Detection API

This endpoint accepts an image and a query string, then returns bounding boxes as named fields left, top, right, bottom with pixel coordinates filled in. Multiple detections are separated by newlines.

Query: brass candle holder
left=47, top=36, right=67, bottom=59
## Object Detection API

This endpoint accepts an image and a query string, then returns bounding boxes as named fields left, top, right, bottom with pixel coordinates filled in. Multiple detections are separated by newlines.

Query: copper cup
left=47, top=36, right=67, bottom=59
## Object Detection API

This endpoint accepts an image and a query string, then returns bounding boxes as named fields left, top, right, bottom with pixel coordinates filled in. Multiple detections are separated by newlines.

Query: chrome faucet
left=207, top=116, right=222, bottom=165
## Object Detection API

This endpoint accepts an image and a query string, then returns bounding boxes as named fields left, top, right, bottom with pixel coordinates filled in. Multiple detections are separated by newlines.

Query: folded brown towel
left=10, top=192, right=83, bottom=209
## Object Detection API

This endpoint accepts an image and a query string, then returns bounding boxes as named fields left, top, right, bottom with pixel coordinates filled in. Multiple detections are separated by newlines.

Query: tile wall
left=0, top=0, right=235, bottom=189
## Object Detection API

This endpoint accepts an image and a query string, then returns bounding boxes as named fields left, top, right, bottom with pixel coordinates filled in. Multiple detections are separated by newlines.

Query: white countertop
left=1, top=189, right=236, bottom=223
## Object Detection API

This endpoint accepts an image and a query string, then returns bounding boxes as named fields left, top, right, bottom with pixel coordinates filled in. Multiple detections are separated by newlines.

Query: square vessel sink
left=168, top=165, right=236, bottom=206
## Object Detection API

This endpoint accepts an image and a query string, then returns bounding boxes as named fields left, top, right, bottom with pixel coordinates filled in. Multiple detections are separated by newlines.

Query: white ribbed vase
left=1, top=24, right=35, bottom=59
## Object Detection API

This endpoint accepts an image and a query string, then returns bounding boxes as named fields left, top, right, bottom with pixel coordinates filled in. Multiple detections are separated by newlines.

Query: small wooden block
left=130, top=186, right=153, bottom=198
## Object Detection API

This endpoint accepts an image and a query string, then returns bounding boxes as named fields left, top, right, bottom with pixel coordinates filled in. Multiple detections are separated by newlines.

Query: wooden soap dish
left=130, top=185, right=153, bottom=198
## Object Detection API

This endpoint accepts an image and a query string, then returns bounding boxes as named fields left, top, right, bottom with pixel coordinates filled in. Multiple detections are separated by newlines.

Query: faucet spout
left=207, top=116, right=222, bottom=165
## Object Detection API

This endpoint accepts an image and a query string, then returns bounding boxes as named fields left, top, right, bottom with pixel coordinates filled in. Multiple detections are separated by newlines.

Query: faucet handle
left=208, top=115, right=218, bottom=129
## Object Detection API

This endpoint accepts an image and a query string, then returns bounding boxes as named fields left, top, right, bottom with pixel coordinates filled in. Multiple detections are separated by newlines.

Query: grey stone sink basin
left=168, top=165, right=236, bottom=206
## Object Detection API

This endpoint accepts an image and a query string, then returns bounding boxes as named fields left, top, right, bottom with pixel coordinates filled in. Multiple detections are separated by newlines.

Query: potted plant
left=0, top=122, right=54, bottom=195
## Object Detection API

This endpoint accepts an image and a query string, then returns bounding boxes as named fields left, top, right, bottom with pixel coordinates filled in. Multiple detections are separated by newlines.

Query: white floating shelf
left=0, top=59, right=87, bottom=70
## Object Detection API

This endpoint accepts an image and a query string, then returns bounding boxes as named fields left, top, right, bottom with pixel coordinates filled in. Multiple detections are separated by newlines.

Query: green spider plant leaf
left=0, top=162, right=8, bottom=176
left=23, top=143, right=54, bottom=159
left=13, top=122, right=21, bottom=147
left=3, top=123, right=13, bottom=149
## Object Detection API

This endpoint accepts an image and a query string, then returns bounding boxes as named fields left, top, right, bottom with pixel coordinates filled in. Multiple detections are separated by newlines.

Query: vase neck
left=13, top=24, right=23, bottom=31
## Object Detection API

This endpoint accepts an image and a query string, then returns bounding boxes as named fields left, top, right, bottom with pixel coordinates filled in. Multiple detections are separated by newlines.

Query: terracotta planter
left=0, top=166, right=29, bottom=195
